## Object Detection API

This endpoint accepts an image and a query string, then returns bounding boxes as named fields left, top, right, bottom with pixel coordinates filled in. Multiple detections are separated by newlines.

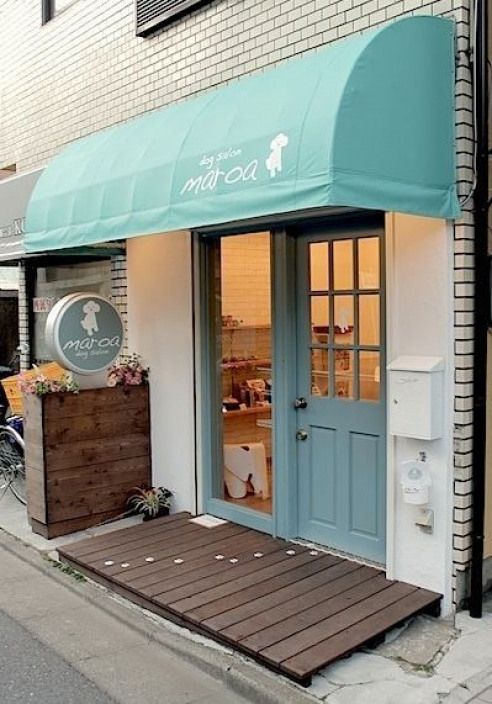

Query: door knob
left=294, top=397, right=308, bottom=409
left=296, top=429, right=308, bottom=441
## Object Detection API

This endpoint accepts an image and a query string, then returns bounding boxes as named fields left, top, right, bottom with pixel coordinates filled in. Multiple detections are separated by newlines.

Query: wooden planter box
left=24, top=385, right=151, bottom=539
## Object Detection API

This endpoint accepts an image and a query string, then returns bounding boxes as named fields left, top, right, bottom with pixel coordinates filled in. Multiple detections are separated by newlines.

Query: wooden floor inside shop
left=58, top=512, right=441, bottom=685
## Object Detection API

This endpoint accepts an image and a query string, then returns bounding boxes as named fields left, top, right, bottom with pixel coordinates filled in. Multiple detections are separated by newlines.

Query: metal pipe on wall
left=470, top=0, right=489, bottom=619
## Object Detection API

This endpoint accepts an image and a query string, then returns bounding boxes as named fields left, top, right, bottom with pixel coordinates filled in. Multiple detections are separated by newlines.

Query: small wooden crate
left=1, top=377, right=23, bottom=415
left=24, top=385, right=151, bottom=539
left=1, top=362, right=67, bottom=415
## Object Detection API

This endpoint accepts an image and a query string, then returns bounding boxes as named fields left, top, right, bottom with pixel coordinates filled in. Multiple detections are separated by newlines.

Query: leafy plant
left=126, top=485, right=172, bottom=519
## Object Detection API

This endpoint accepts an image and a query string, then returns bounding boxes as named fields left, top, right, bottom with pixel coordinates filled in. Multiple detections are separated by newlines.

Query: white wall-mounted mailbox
left=388, top=356, right=444, bottom=440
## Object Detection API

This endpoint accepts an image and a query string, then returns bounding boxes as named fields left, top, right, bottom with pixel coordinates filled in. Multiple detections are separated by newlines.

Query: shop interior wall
left=221, top=233, right=270, bottom=326
left=126, top=231, right=195, bottom=512
left=386, top=213, right=454, bottom=615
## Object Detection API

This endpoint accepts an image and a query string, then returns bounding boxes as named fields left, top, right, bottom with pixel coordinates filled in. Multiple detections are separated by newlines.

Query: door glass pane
left=359, top=237, right=380, bottom=289
left=312, top=348, right=329, bottom=396
left=359, top=294, right=380, bottom=346
left=334, top=295, right=354, bottom=345
left=216, top=232, right=273, bottom=514
left=333, top=240, right=353, bottom=290
left=311, top=296, right=329, bottom=344
left=335, top=350, right=354, bottom=399
left=310, top=242, right=329, bottom=291
left=360, top=351, right=380, bottom=401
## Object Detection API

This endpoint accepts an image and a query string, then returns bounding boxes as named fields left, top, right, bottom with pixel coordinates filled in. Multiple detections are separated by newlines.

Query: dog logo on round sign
left=46, top=292, right=124, bottom=375
left=81, top=300, right=101, bottom=337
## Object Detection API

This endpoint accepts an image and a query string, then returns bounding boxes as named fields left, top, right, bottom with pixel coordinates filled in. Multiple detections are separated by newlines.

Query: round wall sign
left=45, top=292, right=124, bottom=375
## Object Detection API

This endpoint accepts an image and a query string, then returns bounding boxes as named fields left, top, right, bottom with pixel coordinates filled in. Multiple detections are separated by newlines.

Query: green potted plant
left=126, top=485, right=173, bottom=521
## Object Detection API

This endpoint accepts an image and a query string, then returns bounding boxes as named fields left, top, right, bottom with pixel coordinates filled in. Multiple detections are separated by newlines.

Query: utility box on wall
left=388, top=356, right=444, bottom=440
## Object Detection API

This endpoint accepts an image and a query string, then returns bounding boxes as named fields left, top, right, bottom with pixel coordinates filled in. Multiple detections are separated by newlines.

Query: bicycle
left=0, top=407, right=25, bottom=504
left=0, top=344, right=28, bottom=505
left=0, top=353, right=26, bottom=505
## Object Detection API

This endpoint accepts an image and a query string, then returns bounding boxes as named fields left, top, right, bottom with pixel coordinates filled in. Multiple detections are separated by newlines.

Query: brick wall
left=17, top=263, right=30, bottom=372
left=110, top=254, right=129, bottom=356
left=0, top=0, right=474, bottom=602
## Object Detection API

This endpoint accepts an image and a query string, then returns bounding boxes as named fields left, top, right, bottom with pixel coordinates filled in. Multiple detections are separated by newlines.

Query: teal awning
left=25, top=16, right=460, bottom=252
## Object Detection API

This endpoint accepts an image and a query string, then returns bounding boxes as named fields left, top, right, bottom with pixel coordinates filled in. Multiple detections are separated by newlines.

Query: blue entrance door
left=295, top=230, right=386, bottom=563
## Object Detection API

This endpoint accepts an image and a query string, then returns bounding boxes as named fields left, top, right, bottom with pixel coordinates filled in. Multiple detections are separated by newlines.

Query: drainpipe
left=469, top=0, right=489, bottom=619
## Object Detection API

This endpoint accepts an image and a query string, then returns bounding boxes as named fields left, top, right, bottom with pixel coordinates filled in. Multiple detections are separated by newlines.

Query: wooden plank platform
left=58, top=512, right=441, bottom=685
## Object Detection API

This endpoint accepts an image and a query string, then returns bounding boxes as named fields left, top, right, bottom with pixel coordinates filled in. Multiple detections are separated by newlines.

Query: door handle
left=294, top=397, right=308, bottom=409
left=296, top=429, right=308, bottom=441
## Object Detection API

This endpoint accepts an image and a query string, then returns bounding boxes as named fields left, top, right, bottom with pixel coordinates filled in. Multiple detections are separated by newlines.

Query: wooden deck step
left=58, top=512, right=442, bottom=686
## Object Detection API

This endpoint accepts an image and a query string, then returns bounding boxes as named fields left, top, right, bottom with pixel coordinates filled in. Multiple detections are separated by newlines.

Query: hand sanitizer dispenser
left=400, top=459, right=431, bottom=505
left=388, top=356, right=444, bottom=440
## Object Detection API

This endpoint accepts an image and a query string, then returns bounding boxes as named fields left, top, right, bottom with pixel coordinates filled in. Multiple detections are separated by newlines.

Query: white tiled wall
left=221, top=233, right=271, bottom=327
left=0, top=0, right=474, bottom=603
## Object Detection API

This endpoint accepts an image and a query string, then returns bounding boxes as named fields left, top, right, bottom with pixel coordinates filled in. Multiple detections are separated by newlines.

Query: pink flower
left=106, top=354, right=148, bottom=388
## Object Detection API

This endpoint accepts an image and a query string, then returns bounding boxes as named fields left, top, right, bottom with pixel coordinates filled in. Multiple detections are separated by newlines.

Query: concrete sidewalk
left=2, top=492, right=492, bottom=704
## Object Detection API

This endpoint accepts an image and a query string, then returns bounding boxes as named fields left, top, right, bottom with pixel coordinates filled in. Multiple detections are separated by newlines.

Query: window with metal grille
left=136, top=0, right=213, bottom=36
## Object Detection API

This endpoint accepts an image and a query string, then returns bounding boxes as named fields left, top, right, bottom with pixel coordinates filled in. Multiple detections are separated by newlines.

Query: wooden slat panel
left=158, top=547, right=306, bottom=611
left=47, top=456, right=151, bottom=493
left=209, top=562, right=370, bottom=636
left=47, top=479, right=150, bottom=522
left=26, top=465, right=46, bottom=523
left=48, top=456, right=149, bottom=492
left=165, top=549, right=314, bottom=613
left=99, top=524, right=252, bottom=579
left=79, top=519, right=204, bottom=565
left=25, top=442, right=45, bottom=471
left=24, top=394, right=43, bottom=449
left=58, top=515, right=442, bottom=685
left=239, top=572, right=390, bottom=653
left=258, top=582, right=416, bottom=664
left=44, top=407, right=149, bottom=444
left=45, top=433, right=150, bottom=472
left=193, top=555, right=344, bottom=625
left=129, top=531, right=275, bottom=592
left=43, top=386, right=149, bottom=420
left=64, top=512, right=190, bottom=557
left=35, top=509, right=127, bottom=539
left=282, top=589, right=441, bottom=678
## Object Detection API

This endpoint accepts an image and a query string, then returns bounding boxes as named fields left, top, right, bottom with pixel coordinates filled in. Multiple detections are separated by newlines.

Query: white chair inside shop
left=224, top=443, right=270, bottom=500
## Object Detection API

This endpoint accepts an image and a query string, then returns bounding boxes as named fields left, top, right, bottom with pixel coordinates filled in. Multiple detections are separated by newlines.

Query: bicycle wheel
left=0, top=427, right=26, bottom=505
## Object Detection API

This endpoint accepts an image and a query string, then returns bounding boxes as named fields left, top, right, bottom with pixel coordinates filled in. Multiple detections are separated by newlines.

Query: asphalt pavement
left=0, top=608, right=116, bottom=704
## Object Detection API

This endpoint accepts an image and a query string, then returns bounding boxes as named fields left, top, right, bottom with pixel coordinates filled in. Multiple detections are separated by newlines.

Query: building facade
left=0, top=0, right=482, bottom=613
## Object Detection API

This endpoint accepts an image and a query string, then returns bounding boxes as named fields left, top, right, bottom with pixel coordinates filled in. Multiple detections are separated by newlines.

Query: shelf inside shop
left=222, top=406, right=272, bottom=418
left=221, top=358, right=271, bottom=371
